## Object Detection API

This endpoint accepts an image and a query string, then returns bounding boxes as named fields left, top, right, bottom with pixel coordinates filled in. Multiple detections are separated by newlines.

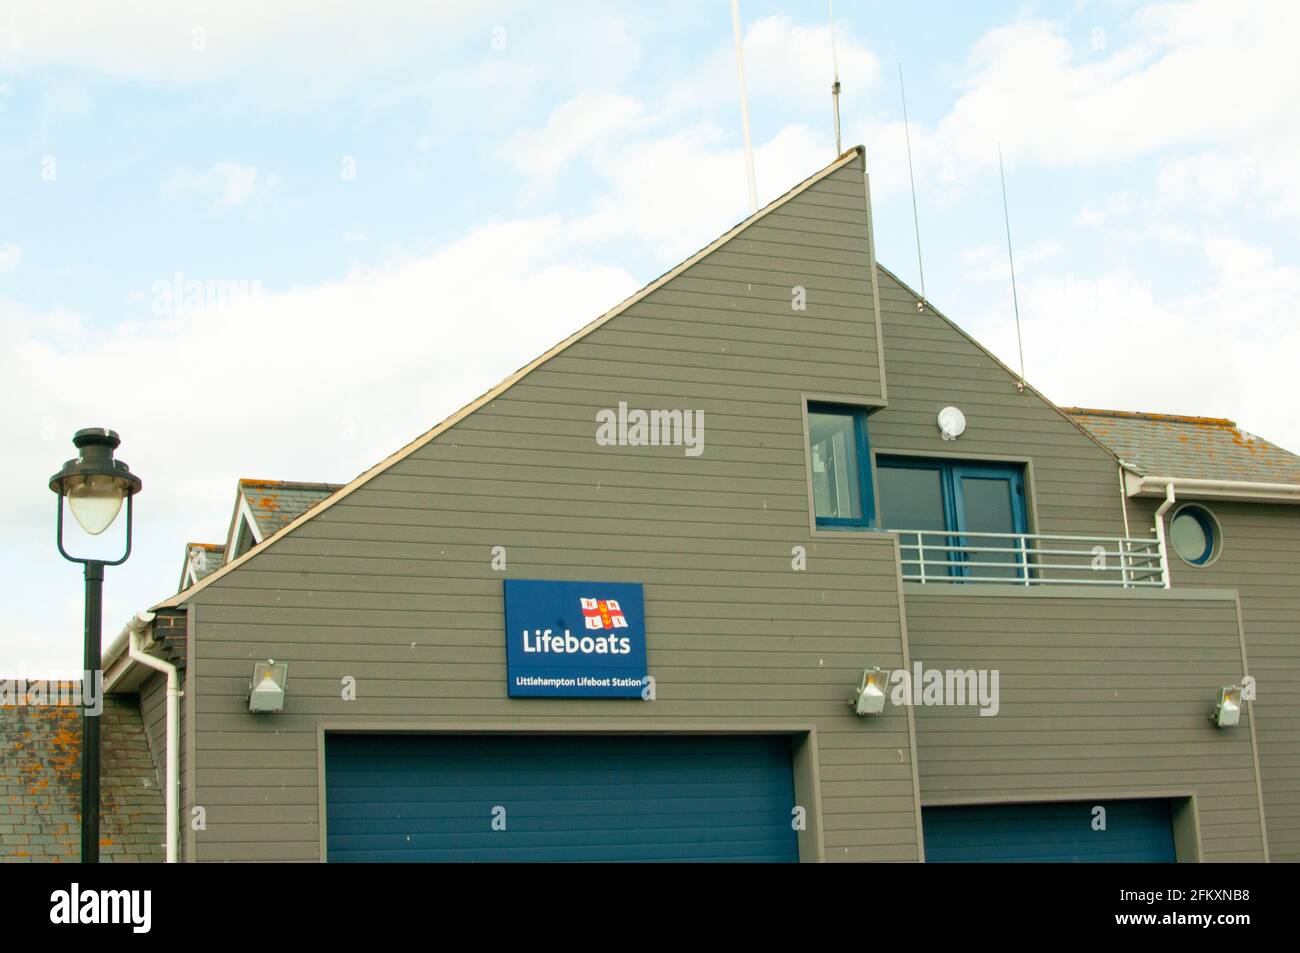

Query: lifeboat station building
left=90, top=147, right=1300, bottom=863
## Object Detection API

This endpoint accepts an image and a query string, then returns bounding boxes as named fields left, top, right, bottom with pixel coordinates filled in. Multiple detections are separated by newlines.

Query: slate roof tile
left=1064, top=408, right=1300, bottom=485
left=0, top=689, right=165, bottom=862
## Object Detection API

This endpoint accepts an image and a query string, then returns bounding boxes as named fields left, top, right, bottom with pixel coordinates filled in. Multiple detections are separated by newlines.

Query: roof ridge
left=238, top=478, right=347, bottom=490
left=1061, top=407, right=1237, bottom=427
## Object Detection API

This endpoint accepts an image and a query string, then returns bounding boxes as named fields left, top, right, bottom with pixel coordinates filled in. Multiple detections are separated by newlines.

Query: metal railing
left=892, top=529, right=1167, bottom=588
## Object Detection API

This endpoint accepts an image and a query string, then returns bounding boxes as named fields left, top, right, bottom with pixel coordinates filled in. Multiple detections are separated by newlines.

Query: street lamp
left=49, top=428, right=142, bottom=863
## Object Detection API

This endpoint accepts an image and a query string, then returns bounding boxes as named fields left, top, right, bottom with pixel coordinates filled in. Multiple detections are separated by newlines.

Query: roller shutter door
left=326, top=733, right=799, bottom=862
left=922, top=799, right=1177, bottom=862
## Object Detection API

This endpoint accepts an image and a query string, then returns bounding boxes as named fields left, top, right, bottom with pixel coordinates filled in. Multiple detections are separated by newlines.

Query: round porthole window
left=1170, top=505, right=1220, bottom=566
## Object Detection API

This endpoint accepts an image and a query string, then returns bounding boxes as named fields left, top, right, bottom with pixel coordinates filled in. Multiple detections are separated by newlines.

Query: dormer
left=223, top=479, right=345, bottom=566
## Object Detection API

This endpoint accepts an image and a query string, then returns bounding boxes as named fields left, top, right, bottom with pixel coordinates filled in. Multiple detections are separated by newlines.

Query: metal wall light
left=1210, top=685, right=1242, bottom=728
left=49, top=428, right=143, bottom=863
left=852, top=666, right=888, bottom=716
left=249, top=660, right=289, bottom=713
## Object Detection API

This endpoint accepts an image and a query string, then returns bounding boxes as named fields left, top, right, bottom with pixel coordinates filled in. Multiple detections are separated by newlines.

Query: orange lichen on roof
left=3, top=696, right=168, bottom=861
left=1066, top=404, right=1300, bottom=485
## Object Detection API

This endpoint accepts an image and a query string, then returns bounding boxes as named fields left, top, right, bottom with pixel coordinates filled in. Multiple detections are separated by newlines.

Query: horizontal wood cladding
left=870, top=267, right=1127, bottom=536
left=1130, top=499, right=1300, bottom=861
left=186, top=156, right=913, bottom=862
left=904, top=589, right=1266, bottom=861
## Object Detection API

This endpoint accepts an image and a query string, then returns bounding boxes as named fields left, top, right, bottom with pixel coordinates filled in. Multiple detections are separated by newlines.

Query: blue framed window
left=877, top=456, right=1028, bottom=579
left=808, top=403, right=875, bottom=529
left=1170, top=505, right=1218, bottom=566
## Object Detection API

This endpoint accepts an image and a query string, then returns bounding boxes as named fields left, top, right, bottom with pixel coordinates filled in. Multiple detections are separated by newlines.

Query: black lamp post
left=49, top=429, right=142, bottom=863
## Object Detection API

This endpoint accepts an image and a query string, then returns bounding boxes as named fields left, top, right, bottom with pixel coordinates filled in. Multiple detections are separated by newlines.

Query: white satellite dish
left=938, top=406, right=966, bottom=441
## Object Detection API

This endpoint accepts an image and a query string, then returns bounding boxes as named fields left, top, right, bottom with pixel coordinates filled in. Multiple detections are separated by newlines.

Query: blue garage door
left=923, top=799, right=1177, bottom=862
left=326, top=734, right=799, bottom=862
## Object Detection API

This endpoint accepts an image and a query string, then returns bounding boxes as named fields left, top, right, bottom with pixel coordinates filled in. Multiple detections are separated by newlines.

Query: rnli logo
left=580, top=597, right=627, bottom=630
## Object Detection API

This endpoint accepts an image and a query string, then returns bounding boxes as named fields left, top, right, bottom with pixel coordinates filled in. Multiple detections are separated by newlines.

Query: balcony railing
left=892, top=529, right=1167, bottom=588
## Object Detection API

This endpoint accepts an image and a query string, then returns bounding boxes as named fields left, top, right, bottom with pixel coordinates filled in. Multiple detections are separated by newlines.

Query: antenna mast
left=829, top=1, right=842, bottom=154
left=730, top=0, right=759, bottom=212
left=999, top=145, right=1028, bottom=393
left=899, top=63, right=925, bottom=313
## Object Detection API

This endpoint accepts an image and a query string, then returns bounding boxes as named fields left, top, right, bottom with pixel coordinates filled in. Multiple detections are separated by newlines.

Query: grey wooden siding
left=868, top=267, right=1127, bottom=538
left=905, top=588, right=1267, bottom=861
left=138, top=668, right=189, bottom=860
left=186, top=156, right=919, bottom=862
left=140, top=672, right=166, bottom=778
left=1128, top=498, right=1300, bottom=861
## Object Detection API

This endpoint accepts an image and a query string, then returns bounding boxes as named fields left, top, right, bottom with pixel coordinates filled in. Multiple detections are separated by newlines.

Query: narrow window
left=808, top=403, right=874, bottom=529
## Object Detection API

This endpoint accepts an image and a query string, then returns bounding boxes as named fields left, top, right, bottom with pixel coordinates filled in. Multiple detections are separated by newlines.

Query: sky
left=3, top=0, right=1298, bottom=675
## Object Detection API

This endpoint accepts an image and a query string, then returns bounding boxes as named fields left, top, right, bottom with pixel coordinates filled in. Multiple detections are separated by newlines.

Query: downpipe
left=122, top=612, right=178, bottom=863
left=1152, top=482, right=1177, bottom=589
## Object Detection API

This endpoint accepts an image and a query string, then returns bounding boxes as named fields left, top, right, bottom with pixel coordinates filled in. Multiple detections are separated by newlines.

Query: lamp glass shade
left=66, top=474, right=126, bottom=535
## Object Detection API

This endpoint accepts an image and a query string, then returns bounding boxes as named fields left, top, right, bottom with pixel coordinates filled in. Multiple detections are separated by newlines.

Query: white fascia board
left=224, top=491, right=265, bottom=562
left=1125, top=471, right=1300, bottom=504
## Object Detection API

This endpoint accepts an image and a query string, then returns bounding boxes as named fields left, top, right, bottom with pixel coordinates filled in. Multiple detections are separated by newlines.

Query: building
left=94, top=147, right=1297, bottom=862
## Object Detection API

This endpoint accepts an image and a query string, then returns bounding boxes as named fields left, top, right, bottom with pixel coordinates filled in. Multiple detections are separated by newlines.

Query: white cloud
left=365, top=13, right=639, bottom=126
left=0, top=1, right=493, bottom=105
left=1146, top=222, right=1198, bottom=249
left=961, top=239, right=1063, bottom=284
left=1156, top=152, right=1258, bottom=211
left=670, top=15, right=880, bottom=115
left=505, top=14, right=874, bottom=202
left=40, top=82, right=91, bottom=121
left=860, top=2, right=1300, bottom=219
left=162, top=162, right=278, bottom=209
left=0, top=242, right=21, bottom=273
left=969, top=233, right=1300, bottom=452
left=1, top=216, right=640, bottom=674
left=571, top=123, right=831, bottom=263
left=1074, top=192, right=1136, bottom=227
left=506, top=92, right=650, bottom=195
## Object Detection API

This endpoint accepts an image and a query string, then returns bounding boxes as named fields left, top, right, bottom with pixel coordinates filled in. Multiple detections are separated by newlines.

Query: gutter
left=101, top=623, right=134, bottom=689
left=1125, top=472, right=1300, bottom=504
left=114, top=612, right=179, bottom=864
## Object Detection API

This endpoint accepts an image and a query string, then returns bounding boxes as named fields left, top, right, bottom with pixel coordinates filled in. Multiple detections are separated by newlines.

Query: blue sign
left=504, top=579, right=647, bottom=698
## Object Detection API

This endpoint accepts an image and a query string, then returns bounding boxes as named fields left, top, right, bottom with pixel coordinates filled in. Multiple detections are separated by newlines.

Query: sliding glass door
left=877, top=457, right=1028, bottom=581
